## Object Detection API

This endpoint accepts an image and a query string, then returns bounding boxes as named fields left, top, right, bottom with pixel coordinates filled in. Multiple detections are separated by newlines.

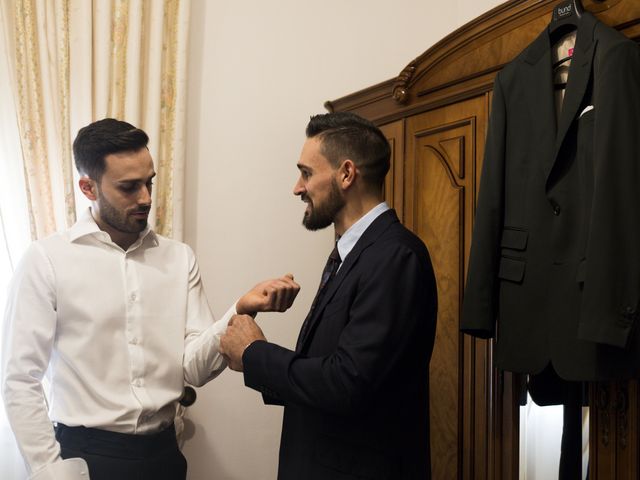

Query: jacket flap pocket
left=500, top=228, right=528, bottom=251
left=498, top=257, right=525, bottom=283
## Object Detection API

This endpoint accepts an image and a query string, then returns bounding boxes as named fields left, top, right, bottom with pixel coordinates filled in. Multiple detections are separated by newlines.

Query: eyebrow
left=296, top=164, right=311, bottom=172
left=117, top=172, right=157, bottom=184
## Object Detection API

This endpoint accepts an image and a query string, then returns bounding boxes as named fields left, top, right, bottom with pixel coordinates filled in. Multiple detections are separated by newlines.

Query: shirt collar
left=336, top=202, right=389, bottom=262
left=68, top=208, right=157, bottom=248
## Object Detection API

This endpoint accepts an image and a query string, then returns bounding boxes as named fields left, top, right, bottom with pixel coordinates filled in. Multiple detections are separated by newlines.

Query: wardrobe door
left=590, top=381, right=640, bottom=479
left=379, top=120, right=404, bottom=218
left=401, top=94, right=518, bottom=479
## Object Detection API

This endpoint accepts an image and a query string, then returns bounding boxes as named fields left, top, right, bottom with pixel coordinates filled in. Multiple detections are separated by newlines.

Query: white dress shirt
left=1, top=208, right=235, bottom=479
left=336, top=202, right=390, bottom=266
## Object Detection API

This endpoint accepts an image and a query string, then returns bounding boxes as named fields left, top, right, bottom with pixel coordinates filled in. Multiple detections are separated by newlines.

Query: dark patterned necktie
left=296, top=244, right=341, bottom=350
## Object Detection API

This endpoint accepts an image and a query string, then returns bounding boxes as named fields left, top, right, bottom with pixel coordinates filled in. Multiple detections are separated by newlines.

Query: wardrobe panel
left=379, top=120, right=405, bottom=218
left=405, top=96, right=488, bottom=479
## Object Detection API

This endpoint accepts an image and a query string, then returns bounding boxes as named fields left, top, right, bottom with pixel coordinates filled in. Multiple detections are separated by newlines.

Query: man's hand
left=236, top=274, right=300, bottom=316
left=220, top=315, right=267, bottom=372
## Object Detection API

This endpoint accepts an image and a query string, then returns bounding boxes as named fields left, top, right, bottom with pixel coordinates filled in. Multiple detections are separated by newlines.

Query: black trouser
left=528, top=365, right=586, bottom=480
left=55, top=423, right=187, bottom=480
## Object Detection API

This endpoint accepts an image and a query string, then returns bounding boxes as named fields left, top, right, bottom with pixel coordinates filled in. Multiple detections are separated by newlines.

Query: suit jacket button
left=553, top=205, right=561, bottom=215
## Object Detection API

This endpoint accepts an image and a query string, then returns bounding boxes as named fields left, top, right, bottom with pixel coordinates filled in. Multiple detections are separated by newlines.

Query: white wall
left=183, top=1, right=504, bottom=479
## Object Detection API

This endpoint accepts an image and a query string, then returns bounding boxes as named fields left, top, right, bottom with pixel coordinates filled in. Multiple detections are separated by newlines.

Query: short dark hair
left=306, top=112, right=390, bottom=190
left=72, top=118, right=149, bottom=181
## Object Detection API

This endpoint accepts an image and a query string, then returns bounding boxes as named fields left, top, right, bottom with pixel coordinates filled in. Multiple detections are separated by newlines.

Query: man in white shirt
left=1, top=118, right=299, bottom=480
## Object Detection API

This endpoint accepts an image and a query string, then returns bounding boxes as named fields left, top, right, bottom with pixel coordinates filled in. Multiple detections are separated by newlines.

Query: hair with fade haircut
left=305, top=112, right=390, bottom=190
left=72, top=118, right=149, bottom=181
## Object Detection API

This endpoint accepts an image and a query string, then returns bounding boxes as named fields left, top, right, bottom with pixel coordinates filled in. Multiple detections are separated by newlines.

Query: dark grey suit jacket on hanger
left=461, top=12, right=640, bottom=381
left=243, top=209, right=437, bottom=479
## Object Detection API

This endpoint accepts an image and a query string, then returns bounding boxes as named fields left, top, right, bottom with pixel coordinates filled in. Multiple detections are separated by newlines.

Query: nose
left=293, top=176, right=305, bottom=196
left=138, top=185, right=152, bottom=205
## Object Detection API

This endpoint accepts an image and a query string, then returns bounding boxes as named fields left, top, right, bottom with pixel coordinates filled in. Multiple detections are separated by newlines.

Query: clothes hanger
left=550, top=0, right=584, bottom=91
left=549, top=0, right=584, bottom=45
left=553, top=55, right=573, bottom=70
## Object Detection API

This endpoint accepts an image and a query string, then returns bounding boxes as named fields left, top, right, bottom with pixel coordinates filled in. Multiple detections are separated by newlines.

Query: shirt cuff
left=30, top=458, right=90, bottom=480
left=230, top=301, right=258, bottom=319
left=209, top=301, right=240, bottom=340
left=221, top=301, right=238, bottom=326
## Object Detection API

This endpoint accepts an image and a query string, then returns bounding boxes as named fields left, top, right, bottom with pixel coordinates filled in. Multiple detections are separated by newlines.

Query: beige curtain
left=1, top=0, right=189, bottom=240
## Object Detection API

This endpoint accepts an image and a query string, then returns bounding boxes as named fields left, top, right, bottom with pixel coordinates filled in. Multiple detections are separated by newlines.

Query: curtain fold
left=12, top=0, right=75, bottom=238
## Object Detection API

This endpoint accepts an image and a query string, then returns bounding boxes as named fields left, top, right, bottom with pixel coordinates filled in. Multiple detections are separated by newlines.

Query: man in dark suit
left=220, top=112, right=437, bottom=479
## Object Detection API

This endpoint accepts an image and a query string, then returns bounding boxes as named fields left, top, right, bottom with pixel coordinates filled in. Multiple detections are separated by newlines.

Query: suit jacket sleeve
left=578, top=39, right=640, bottom=348
left=242, top=244, right=435, bottom=415
left=460, top=74, right=507, bottom=338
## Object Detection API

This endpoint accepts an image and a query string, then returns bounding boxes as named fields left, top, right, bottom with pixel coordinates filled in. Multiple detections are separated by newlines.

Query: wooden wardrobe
left=326, top=0, right=640, bottom=478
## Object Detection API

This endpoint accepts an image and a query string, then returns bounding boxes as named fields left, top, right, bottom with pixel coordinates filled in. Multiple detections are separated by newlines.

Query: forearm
left=2, top=371, right=61, bottom=474
left=3, top=370, right=90, bottom=479
left=183, top=303, right=237, bottom=386
left=243, top=341, right=366, bottom=415
left=1, top=243, right=68, bottom=476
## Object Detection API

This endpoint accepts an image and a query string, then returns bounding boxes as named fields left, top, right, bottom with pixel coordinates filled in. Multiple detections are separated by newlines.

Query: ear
left=337, top=159, right=357, bottom=190
left=79, top=176, right=97, bottom=201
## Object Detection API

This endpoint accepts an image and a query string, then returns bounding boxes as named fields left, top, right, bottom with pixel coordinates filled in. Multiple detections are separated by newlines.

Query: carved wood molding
left=392, top=60, right=417, bottom=105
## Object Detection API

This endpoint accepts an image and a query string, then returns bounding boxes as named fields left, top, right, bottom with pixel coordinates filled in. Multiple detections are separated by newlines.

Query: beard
left=302, top=178, right=345, bottom=231
left=97, top=190, right=150, bottom=235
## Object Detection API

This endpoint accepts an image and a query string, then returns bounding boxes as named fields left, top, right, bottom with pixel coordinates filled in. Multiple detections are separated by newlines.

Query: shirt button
left=130, top=337, right=138, bottom=345
left=133, top=379, right=143, bottom=387
left=131, top=293, right=137, bottom=301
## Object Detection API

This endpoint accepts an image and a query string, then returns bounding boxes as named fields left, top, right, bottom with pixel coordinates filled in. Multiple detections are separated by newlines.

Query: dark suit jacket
left=461, top=12, right=640, bottom=381
left=243, top=209, right=437, bottom=479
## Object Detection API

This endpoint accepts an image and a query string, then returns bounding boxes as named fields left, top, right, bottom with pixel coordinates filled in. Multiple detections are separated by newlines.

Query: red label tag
left=568, top=48, right=574, bottom=57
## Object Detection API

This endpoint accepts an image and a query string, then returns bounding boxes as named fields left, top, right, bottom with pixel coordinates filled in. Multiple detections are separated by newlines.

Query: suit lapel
left=296, top=210, right=399, bottom=352
left=546, top=12, right=598, bottom=187
left=523, top=29, right=557, bottom=183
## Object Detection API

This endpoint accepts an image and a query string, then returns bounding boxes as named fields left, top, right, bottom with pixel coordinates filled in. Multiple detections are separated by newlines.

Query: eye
left=119, top=184, right=137, bottom=193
